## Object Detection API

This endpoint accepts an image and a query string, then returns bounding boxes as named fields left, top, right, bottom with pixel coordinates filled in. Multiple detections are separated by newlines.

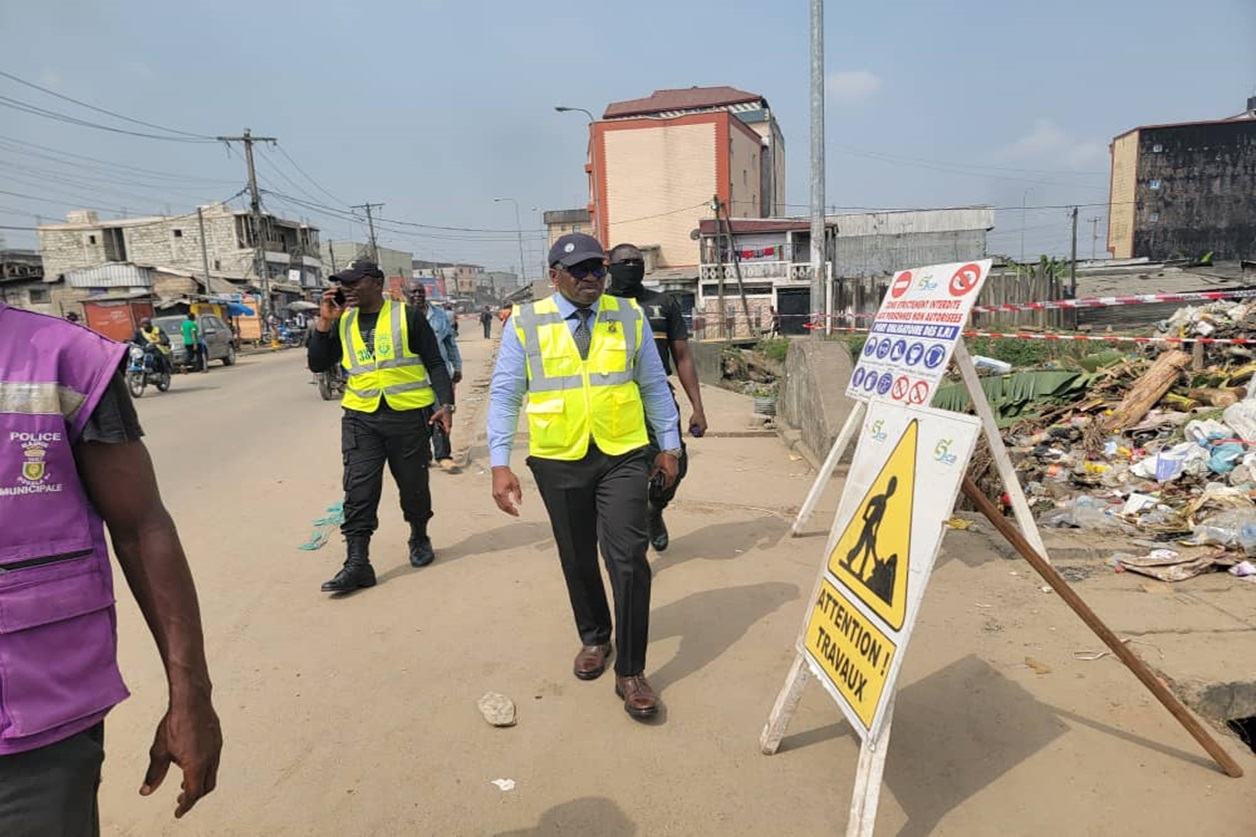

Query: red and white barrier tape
left=801, top=323, right=1255, bottom=346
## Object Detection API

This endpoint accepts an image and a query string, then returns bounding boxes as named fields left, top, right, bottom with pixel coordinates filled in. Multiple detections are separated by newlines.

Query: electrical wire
left=0, top=70, right=214, bottom=140
left=0, top=95, right=217, bottom=143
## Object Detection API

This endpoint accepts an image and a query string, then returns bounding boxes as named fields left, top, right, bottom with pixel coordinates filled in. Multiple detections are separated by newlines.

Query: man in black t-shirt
left=607, top=243, right=708, bottom=552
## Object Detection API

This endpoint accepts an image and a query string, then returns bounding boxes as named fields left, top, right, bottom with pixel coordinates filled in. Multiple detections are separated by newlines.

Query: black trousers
left=341, top=407, right=433, bottom=540
left=645, top=385, right=688, bottom=510
left=482, top=321, right=492, bottom=338
left=0, top=722, right=104, bottom=837
left=529, top=446, right=652, bottom=677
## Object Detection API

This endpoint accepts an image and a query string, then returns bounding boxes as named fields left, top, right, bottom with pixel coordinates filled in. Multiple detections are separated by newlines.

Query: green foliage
left=757, top=338, right=790, bottom=363
left=933, top=369, right=1096, bottom=427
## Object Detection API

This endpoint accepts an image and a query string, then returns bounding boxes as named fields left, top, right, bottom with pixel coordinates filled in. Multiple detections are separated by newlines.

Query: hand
left=492, top=467, right=523, bottom=516
left=650, top=452, right=679, bottom=490
left=452, top=370, right=463, bottom=385
left=688, top=411, right=708, bottom=437
left=317, top=288, right=343, bottom=331
left=429, top=405, right=453, bottom=434
left=140, top=695, right=222, bottom=819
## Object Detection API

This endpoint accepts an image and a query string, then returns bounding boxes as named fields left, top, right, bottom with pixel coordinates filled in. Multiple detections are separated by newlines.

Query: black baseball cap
left=330, top=258, right=385, bottom=283
left=548, top=233, right=606, bottom=268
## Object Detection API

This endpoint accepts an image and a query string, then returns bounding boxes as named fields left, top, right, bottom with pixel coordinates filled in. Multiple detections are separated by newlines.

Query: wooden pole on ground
left=961, top=476, right=1244, bottom=779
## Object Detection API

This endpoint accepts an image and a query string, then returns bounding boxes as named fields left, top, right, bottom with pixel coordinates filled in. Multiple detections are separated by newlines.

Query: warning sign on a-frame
left=798, top=402, right=980, bottom=740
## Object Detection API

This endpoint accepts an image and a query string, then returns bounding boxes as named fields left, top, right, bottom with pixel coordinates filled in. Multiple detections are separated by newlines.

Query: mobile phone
left=689, top=424, right=704, bottom=438
left=333, top=288, right=346, bottom=306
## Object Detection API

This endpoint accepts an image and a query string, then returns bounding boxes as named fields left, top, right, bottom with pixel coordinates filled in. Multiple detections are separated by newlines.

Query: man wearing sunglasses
left=607, top=243, right=707, bottom=552
left=487, top=233, right=680, bottom=720
left=307, top=259, right=455, bottom=595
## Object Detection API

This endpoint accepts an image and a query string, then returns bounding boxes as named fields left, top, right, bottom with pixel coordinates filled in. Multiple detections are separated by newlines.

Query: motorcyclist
left=132, top=318, right=172, bottom=376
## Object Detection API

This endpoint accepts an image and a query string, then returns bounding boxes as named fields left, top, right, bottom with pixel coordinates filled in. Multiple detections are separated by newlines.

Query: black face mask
left=608, top=262, right=646, bottom=296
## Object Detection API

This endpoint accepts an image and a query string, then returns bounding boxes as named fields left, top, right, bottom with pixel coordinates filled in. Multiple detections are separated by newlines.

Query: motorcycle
left=126, top=343, right=172, bottom=398
left=317, top=363, right=345, bottom=401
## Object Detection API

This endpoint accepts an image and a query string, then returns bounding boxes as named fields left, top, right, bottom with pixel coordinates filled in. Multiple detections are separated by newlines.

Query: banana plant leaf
left=932, top=370, right=1094, bottom=427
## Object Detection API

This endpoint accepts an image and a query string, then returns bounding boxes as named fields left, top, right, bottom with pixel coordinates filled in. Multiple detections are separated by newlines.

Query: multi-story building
left=695, top=207, right=994, bottom=336
left=1108, top=97, right=1256, bottom=261
left=38, top=203, right=323, bottom=289
left=589, top=86, right=785, bottom=268
left=542, top=208, right=591, bottom=247
left=0, top=249, right=54, bottom=314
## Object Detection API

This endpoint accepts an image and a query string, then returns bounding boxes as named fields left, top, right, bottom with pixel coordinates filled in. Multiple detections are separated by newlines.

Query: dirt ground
left=96, top=321, right=1256, bottom=835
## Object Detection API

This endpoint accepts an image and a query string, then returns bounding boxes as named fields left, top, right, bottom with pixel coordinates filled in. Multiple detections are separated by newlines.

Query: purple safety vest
left=0, top=303, right=130, bottom=755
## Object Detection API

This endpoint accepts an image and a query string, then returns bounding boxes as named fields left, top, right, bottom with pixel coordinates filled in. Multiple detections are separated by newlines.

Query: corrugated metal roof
left=604, top=87, right=765, bottom=119
left=64, top=263, right=152, bottom=289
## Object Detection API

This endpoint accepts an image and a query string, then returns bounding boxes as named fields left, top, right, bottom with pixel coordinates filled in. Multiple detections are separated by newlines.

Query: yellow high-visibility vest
left=339, top=300, right=434, bottom=412
left=514, top=294, right=648, bottom=461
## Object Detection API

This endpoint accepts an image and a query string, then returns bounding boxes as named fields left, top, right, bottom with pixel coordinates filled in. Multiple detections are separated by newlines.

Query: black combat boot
left=648, top=507, right=669, bottom=552
left=321, top=536, right=377, bottom=593
left=408, top=524, right=435, bottom=568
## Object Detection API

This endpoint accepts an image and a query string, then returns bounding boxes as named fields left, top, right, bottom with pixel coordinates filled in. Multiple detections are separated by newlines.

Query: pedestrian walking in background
left=406, top=281, right=462, bottom=472
left=479, top=305, right=494, bottom=339
left=307, top=259, right=455, bottom=594
left=488, top=233, right=680, bottom=719
left=607, top=243, right=708, bottom=552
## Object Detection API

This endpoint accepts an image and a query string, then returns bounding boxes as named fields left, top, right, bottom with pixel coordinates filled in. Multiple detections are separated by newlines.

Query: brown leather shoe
left=573, top=644, right=613, bottom=681
left=615, top=674, right=660, bottom=719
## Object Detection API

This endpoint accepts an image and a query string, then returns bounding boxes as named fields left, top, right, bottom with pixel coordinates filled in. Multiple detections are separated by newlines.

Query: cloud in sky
left=1000, top=118, right=1106, bottom=169
left=827, top=70, right=883, bottom=105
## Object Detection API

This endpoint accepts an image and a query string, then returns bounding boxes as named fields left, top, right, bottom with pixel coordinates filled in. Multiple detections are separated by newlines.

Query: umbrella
left=288, top=301, right=320, bottom=313
left=226, top=302, right=256, bottom=317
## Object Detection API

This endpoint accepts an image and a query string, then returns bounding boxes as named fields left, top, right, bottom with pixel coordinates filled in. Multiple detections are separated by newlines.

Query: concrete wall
left=602, top=118, right=716, bottom=268
left=1133, top=121, right=1256, bottom=261
left=727, top=123, right=762, bottom=219
left=1108, top=131, right=1139, bottom=258
left=778, top=340, right=858, bottom=466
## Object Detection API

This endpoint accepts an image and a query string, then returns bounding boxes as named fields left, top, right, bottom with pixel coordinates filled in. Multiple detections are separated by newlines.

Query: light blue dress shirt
left=487, top=293, right=681, bottom=468
left=425, top=304, right=462, bottom=377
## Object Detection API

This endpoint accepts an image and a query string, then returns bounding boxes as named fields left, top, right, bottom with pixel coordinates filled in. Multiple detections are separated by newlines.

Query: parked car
left=151, top=314, right=238, bottom=368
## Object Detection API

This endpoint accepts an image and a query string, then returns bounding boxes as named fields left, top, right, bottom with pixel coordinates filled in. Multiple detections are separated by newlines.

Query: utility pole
left=351, top=203, right=384, bottom=262
left=494, top=197, right=527, bottom=285
left=217, top=128, right=277, bottom=327
left=1088, top=216, right=1102, bottom=260
left=1069, top=206, right=1079, bottom=299
left=196, top=206, right=212, bottom=296
left=714, top=196, right=754, bottom=337
left=808, top=0, right=826, bottom=338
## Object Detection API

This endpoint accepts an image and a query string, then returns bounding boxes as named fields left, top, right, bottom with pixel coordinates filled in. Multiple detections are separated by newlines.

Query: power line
left=0, top=70, right=214, bottom=140
left=0, top=95, right=215, bottom=143
left=273, top=143, right=347, bottom=207
left=0, top=134, right=238, bottom=186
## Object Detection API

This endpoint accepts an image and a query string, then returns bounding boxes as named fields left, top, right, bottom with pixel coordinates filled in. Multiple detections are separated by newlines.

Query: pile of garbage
left=961, top=300, right=1256, bottom=583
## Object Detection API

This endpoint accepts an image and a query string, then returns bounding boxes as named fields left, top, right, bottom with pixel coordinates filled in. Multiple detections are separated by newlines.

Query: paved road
left=95, top=322, right=1255, bottom=835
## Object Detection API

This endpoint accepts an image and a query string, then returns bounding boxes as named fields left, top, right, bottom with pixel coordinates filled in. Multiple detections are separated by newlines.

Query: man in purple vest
left=0, top=303, right=222, bottom=833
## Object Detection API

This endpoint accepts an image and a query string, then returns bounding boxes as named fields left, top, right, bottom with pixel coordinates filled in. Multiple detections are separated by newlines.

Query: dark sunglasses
left=564, top=262, right=608, bottom=280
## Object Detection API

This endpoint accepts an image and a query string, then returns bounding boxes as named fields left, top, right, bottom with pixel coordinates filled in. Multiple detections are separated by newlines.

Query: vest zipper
left=0, top=549, right=93, bottom=573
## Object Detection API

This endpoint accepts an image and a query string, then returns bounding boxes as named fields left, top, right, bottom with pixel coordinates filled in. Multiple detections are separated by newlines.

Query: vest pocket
left=0, top=556, right=128, bottom=740
left=609, top=389, right=645, bottom=439
left=525, top=398, right=566, bottom=451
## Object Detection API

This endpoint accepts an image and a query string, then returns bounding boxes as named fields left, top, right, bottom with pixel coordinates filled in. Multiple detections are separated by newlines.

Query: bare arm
left=75, top=439, right=221, bottom=819
left=670, top=338, right=707, bottom=434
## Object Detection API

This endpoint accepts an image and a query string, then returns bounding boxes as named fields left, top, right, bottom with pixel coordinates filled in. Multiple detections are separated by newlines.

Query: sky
left=1, top=0, right=1253, bottom=277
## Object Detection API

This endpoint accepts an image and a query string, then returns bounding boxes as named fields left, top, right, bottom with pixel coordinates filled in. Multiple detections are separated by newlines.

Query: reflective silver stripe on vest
left=341, top=305, right=427, bottom=373
left=0, top=381, right=88, bottom=422
left=516, top=302, right=641, bottom=391
left=346, top=384, right=380, bottom=399
left=384, top=380, right=433, bottom=395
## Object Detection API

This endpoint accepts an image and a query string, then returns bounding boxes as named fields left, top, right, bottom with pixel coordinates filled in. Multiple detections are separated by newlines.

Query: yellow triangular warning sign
left=826, top=420, right=917, bottom=630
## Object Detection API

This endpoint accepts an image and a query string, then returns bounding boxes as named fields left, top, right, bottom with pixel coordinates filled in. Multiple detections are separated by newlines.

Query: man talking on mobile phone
left=307, top=259, right=455, bottom=594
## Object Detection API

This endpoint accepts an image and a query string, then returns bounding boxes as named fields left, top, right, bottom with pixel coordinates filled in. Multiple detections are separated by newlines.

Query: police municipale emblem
left=21, top=443, right=46, bottom=482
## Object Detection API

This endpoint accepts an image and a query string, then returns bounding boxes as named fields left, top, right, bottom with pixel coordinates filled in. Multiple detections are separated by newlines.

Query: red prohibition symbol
left=908, top=380, right=929, bottom=405
left=890, top=271, right=913, bottom=299
left=948, top=263, right=981, bottom=297
left=891, top=376, right=910, bottom=400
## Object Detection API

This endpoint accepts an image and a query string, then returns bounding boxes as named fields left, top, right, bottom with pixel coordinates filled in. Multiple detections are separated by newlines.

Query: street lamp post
left=494, top=197, right=527, bottom=293
left=555, top=106, right=600, bottom=242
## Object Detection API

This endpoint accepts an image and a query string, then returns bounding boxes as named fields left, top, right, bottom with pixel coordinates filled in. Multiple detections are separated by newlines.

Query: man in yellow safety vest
left=487, top=233, right=680, bottom=719
left=307, top=259, right=455, bottom=595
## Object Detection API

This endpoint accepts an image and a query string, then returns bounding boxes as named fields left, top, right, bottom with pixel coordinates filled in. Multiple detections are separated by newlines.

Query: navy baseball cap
left=548, top=233, right=606, bottom=268
left=330, top=258, right=385, bottom=283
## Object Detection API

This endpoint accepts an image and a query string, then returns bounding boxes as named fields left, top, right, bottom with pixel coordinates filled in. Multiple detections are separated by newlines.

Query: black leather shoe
left=648, top=509, right=669, bottom=552
left=321, top=562, right=376, bottom=593
left=409, top=535, right=435, bottom=568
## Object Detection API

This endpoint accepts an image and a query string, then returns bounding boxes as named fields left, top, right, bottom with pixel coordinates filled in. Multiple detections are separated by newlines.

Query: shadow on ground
left=649, top=582, right=799, bottom=691
left=494, top=796, right=636, bottom=836
left=653, top=515, right=789, bottom=575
